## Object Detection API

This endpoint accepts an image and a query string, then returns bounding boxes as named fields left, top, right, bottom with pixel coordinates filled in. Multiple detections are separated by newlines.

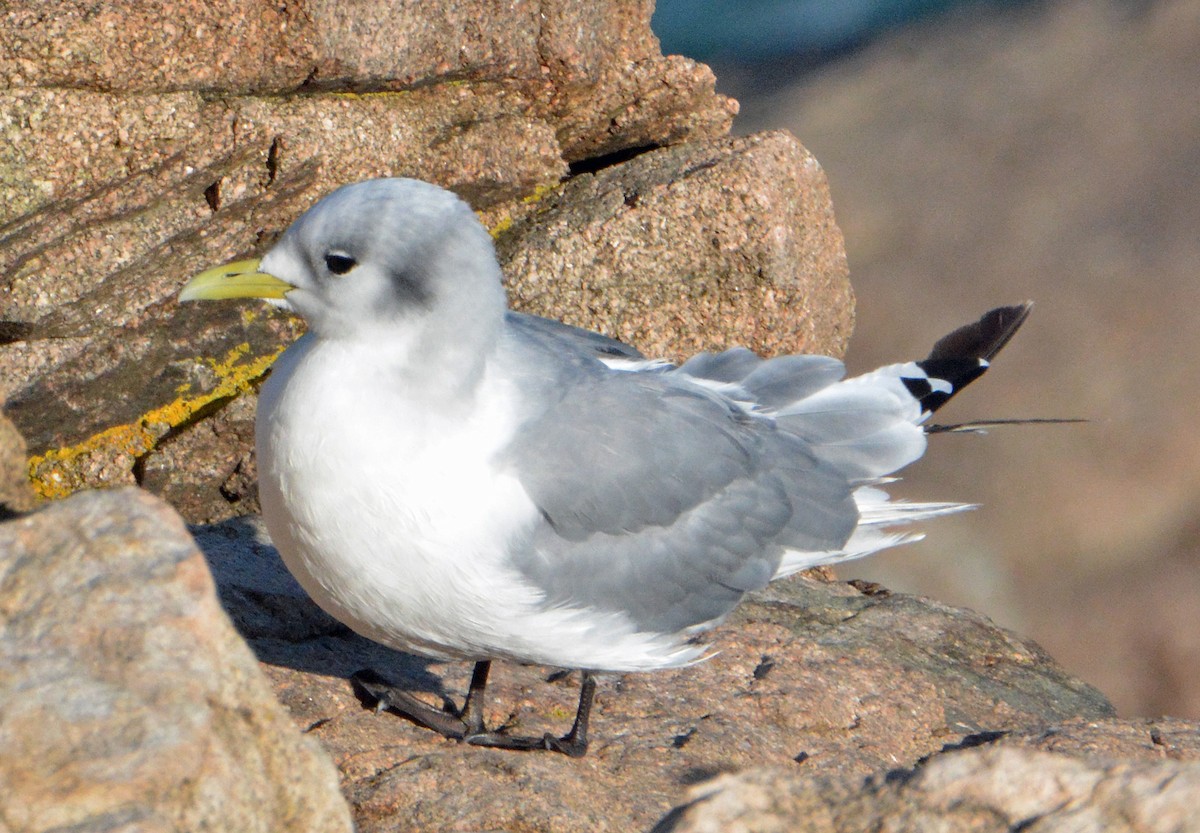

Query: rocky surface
left=656, top=743, right=1200, bottom=833
left=498, top=131, right=851, bottom=361
left=0, top=488, right=352, bottom=833
left=992, top=717, right=1200, bottom=761
left=0, top=411, right=33, bottom=517
left=0, top=0, right=853, bottom=524
left=0, top=0, right=731, bottom=165
left=193, top=514, right=1116, bottom=832
left=4, top=0, right=1199, bottom=830
left=728, top=0, right=1200, bottom=718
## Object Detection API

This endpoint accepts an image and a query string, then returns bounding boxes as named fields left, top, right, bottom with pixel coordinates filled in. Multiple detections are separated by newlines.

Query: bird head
left=180, top=178, right=508, bottom=348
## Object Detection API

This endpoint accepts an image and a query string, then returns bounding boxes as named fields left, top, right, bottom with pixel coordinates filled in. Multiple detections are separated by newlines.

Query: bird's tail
left=889, top=302, right=1082, bottom=434
left=769, top=303, right=1035, bottom=483
left=665, top=303, right=1069, bottom=576
left=767, top=304, right=1046, bottom=576
left=901, top=302, right=1031, bottom=414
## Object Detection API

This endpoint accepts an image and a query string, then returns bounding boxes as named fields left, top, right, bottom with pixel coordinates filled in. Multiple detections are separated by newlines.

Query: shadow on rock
left=191, top=515, right=452, bottom=700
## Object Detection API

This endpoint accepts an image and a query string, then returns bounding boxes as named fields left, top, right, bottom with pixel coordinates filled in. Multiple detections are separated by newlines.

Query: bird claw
left=353, top=662, right=595, bottom=756
left=350, top=669, right=470, bottom=740
left=542, top=732, right=589, bottom=758
left=463, top=730, right=588, bottom=757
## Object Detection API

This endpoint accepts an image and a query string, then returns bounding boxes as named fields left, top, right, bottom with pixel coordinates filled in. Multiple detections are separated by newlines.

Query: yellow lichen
left=488, top=214, right=514, bottom=238
left=487, top=183, right=561, bottom=239
left=521, top=182, right=559, bottom=205
left=27, top=343, right=285, bottom=500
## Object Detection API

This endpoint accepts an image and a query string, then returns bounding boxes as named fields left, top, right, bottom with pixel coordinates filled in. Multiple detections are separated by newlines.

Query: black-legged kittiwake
left=180, top=177, right=1031, bottom=756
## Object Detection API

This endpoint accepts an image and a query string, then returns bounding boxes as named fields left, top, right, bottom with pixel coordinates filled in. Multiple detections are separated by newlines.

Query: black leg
left=354, top=663, right=596, bottom=757
left=460, top=660, right=491, bottom=736
left=350, top=668, right=469, bottom=739
left=544, top=671, right=595, bottom=757
left=466, top=670, right=595, bottom=758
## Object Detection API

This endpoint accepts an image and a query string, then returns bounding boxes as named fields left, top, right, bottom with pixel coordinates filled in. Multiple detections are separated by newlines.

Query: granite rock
left=0, top=488, right=352, bottom=833
left=499, top=130, right=852, bottom=361
left=0, top=0, right=861, bottom=527
left=0, top=411, right=33, bottom=516
left=192, top=515, right=1114, bottom=833
left=654, top=744, right=1200, bottom=833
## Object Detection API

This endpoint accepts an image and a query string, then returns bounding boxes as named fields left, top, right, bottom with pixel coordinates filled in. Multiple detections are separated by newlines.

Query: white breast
left=255, top=334, right=545, bottom=660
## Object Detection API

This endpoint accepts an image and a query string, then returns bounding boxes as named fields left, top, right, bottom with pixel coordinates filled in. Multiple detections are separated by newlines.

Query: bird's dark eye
left=324, top=251, right=357, bottom=275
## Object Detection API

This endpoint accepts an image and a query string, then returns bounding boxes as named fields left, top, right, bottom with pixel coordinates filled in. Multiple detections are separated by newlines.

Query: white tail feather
left=773, top=485, right=976, bottom=578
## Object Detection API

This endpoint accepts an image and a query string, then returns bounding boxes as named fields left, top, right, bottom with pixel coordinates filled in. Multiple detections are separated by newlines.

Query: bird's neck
left=325, top=313, right=501, bottom=412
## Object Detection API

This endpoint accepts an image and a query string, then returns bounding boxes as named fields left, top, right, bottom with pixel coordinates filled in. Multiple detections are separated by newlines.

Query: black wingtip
left=926, top=302, right=1033, bottom=362
left=906, top=302, right=1033, bottom=415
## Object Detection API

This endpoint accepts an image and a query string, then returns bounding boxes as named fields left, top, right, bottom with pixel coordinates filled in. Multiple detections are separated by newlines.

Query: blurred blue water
left=652, top=0, right=1026, bottom=64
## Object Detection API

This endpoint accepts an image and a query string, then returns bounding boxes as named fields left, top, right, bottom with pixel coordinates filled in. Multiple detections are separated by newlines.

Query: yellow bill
left=179, top=258, right=294, bottom=302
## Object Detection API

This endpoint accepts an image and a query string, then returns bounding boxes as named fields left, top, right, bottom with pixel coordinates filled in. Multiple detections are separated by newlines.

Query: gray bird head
left=181, top=178, right=509, bottom=349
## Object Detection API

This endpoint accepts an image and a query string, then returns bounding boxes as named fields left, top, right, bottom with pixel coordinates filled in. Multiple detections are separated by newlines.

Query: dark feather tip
left=926, top=302, right=1033, bottom=362
left=926, top=417, right=1089, bottom=434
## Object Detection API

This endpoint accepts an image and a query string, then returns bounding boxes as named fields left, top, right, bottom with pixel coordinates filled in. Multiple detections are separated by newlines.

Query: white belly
left=255, top=336, right=544, bottom=660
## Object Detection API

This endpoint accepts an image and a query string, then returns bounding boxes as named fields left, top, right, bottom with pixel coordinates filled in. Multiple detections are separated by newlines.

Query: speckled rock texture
left=0, top=488, right=352, bottom=833
left=498, top=131, right=851, bottom=361
left=192, top=514, right=1118, bottom=832
left=0, top=411, right=33, bottom=515
left=655, top=743, right=1200, bottom=833
left=0, top=0, right=854, bottom=522
left=0, top=0, right=731, bottom=165
left=6, top=2, right=1198, bottom=832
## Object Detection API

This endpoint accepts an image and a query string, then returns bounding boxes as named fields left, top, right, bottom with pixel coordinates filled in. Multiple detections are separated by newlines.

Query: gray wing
left=505, top=311, right=645, bottom=361
left=678, top=349, right=846, bottom=409
left=498, top=367, right=858, bottom=635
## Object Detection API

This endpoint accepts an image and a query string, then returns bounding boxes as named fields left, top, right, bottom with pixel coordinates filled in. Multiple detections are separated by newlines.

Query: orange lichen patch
left=28, top=343, right=284, bottom=500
